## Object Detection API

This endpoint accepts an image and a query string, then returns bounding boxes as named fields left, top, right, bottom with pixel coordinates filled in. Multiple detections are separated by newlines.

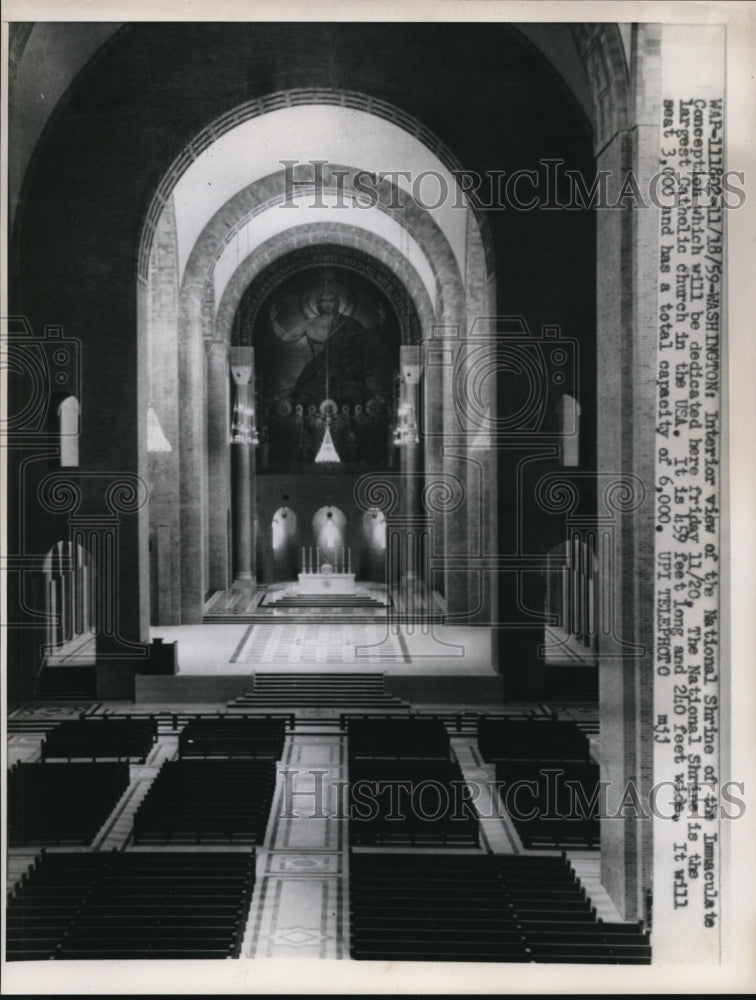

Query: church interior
left=6, top=20, right=665, bottom=968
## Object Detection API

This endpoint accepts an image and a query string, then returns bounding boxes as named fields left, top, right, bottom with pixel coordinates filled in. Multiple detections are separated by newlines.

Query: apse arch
left=230, top=243, right=423, bottom=347
left=215, top=225, right=436, bottom=344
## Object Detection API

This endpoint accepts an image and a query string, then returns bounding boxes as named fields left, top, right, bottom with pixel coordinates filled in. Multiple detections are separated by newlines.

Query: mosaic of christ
left=254, top=267, right=400, bottom=470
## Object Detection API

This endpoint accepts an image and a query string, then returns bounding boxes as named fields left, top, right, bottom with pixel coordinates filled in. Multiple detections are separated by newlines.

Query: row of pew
left=477, top=717, right=592, bottom=764
left=349, top=851, right=651, bottom=963
left=8, top=762, right=130, bottom=845
left=347, top=718, right=479, bottom=847
left=179, top=717, right=286, bottom=759
left=477, top=718, right=600, bottom=850
left=38, top=714, right=289, bottom=758
left=41, top=717, right=158, bottom=762
left=6, top=850, right=256, bottom=961
left=133, top=760, right=276, bottom=844
left=12, top=718, right=288, bottom=847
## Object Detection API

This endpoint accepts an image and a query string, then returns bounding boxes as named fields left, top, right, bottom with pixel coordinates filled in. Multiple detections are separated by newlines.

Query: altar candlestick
left=348, top=548, right=352, bottom=573
left=316, top=547, right=320, bottom=571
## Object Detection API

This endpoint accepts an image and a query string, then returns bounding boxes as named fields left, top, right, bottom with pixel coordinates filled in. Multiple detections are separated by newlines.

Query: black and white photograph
left=2, top=0, right=755, bottom=994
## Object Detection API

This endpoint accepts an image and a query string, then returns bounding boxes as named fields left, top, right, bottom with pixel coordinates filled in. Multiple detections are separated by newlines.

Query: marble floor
left=150, top=623, right=497, bottom=675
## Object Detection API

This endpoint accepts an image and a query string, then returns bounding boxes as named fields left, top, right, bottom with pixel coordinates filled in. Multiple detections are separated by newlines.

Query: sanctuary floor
left=150, top=623, right=497, bottom=676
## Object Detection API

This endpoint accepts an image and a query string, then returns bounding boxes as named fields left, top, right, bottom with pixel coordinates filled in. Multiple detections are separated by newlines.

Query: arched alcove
left=270, top=506, right=299, bottom=582
left=312, top=506, right=348, bottom=569
left=56, top=396, right=80, bottom=467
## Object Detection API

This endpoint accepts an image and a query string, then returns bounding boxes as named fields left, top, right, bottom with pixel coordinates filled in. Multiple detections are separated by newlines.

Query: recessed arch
left=210, top=190, right=440, bottom=318
left=215, top=225, right=436, bottom=345
left=230, top=242, right=424, bottom=347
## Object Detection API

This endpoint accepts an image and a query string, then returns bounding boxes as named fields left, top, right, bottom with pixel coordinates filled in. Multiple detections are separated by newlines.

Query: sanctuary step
left=264, top=596, right=387, bottom=608
left=202, top=588, right=444, bottom=624
left=229, top=672, right=409, bottom=709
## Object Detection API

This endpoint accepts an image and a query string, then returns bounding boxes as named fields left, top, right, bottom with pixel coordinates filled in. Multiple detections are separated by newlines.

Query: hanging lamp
left=315, top=295, right=341, bottom=463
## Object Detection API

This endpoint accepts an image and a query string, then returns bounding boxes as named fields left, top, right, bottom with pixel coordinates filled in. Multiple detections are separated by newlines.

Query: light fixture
left=392, top=230, right=421, bottom=448
left=315, top=423, right=340, bottom=462
left=314, top=307, right=340, bottom=462
left=229, top=346, right=259, bottom=446
left=393, top=346, right=422, bottom=446
left=230, top=399, right=260, bottom=446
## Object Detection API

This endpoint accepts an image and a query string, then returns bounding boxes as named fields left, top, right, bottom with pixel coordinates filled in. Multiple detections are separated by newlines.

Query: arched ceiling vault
left=161, top=101, right=476, bottom=294
left=10, top=22, right=626, bottom=229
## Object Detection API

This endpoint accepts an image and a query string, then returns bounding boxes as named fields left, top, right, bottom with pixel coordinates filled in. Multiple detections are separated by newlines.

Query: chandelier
left=393, top=345, right=422, bottom=446
left=230, top=397, right=259, bottom=446
left=393, top=386, right=419, bottom=446
left=229, top=346, right=259, bottom=446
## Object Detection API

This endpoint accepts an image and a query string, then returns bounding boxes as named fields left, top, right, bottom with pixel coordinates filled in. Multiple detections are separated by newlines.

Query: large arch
left=143, top=96, right=493, bottom=623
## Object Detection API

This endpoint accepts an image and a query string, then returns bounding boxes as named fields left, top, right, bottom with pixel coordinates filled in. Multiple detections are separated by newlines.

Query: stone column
left=230, top=347, right=256, bottom=589
left=207, top=341, right=231, bottom=591
left=596, top=24, right=661, bottom=922
left=386, top=514, right=433, bottom=632
left=398, top=346, right=423, bottom=609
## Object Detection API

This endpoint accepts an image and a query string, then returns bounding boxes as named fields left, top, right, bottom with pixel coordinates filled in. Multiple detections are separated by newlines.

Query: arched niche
left=361, top=508, right=387, bottom=583
left=269, top=506, right=299, bottom=583
left=312, top=506, right=347, bottom=569
left=56, top=395, right=80, bottom=467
